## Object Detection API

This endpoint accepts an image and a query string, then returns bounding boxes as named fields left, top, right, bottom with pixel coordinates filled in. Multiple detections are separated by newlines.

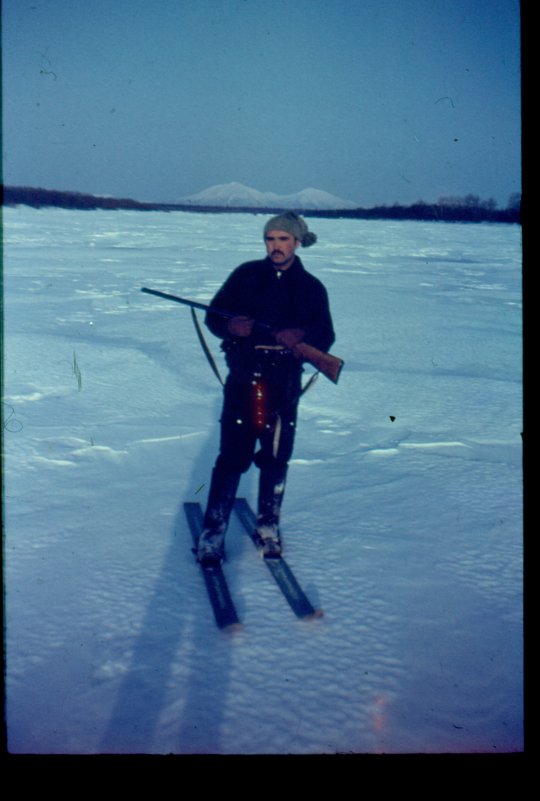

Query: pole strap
left=190, top=308, right=225, bottom=386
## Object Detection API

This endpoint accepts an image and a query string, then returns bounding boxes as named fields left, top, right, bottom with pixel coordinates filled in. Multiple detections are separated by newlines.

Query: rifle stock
left=293, top=342, right=344, bottom=384
left=141, top=286, right=344, bottom=384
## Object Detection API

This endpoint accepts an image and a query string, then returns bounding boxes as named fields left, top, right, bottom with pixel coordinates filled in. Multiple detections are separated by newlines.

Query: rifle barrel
left=141, top=286, right=225, bottom=316
left=141, top=286, right=271, bottom=330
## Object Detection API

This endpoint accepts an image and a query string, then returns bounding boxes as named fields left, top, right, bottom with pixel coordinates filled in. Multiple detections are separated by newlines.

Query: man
left=196, top=211, right=335, bottom=565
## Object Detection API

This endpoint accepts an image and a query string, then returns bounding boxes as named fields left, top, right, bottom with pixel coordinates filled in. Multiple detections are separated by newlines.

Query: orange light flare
left=371, top=694, right=389, bottom=734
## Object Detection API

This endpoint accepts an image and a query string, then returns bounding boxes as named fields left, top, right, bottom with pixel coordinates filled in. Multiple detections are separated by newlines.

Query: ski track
left=3, top=208, right=523, bottom=755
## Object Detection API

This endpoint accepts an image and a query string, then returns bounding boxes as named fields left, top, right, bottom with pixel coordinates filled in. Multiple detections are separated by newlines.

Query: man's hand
left=274, top=328, right=305, bottom=349
left=227, top=315, right=255, bottom=337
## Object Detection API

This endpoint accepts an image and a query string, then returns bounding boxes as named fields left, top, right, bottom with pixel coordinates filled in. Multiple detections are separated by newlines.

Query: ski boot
left=197, top=465, right=240, bottom=566
left=255, top=519, right=283, bottom=558
left=256, top=468, right=287, bottom=558
left=196, top=528, right=225, bottom=567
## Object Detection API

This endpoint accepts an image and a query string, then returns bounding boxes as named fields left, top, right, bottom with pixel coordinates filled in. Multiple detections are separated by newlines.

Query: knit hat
left=263, top=212, right=317, bottom=247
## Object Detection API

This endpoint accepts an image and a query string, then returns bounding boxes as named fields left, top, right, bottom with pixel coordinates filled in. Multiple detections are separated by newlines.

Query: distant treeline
left=2, top=186, right=521, bottom=224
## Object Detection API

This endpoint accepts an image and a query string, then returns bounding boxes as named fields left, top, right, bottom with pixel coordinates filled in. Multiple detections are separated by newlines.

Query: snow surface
left=3, top=207, right=523, bottom=755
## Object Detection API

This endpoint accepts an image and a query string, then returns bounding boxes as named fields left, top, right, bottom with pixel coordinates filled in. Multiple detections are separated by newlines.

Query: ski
left=233, top=498, right=323, bottom=620
left=184, top=502, right=242, bottom=631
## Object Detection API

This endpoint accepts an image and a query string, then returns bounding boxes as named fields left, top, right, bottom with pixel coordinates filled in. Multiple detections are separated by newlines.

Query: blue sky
left=2, top=0, right=521, bottom=207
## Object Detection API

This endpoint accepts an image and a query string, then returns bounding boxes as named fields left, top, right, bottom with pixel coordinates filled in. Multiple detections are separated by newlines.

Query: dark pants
left=203, top=350, right=302, bottom=537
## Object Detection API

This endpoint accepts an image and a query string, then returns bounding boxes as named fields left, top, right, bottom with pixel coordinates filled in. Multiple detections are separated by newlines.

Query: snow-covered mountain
left=180, top=182, right=358, bottom=210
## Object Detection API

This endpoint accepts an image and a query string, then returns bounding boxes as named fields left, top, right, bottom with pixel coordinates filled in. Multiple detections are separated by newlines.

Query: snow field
left=3, top=208, right=522, bottom=754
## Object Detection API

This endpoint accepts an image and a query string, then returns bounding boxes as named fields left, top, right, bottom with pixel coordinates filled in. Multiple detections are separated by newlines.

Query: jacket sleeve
left=302, top=282, right=336, bottom=353
left=204, top=265, right=249, bottom=340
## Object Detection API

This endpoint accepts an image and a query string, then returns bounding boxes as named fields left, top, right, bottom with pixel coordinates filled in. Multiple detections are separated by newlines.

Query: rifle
left=141, top=286, right=344, bottom=384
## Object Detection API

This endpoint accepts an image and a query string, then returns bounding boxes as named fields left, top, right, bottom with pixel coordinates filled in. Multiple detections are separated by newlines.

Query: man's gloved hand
left=227, top=315, right=255, bottom=337
left=274, top=328, right=305, bottom=349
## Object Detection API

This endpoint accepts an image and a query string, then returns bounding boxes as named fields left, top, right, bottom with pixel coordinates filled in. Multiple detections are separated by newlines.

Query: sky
left=2, top=0, right=521, bottom=207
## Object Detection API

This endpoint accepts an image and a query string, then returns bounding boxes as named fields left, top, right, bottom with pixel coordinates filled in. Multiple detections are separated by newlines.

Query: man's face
left=264, top=229, right=300, bottom=270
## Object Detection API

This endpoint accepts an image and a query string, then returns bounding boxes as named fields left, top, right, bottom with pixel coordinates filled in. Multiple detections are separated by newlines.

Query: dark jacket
left=205, top=256, right=335, bottom=353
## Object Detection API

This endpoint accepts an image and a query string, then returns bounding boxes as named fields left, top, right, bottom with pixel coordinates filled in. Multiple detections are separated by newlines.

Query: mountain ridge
left=179, top=182, right=359, bottom=210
